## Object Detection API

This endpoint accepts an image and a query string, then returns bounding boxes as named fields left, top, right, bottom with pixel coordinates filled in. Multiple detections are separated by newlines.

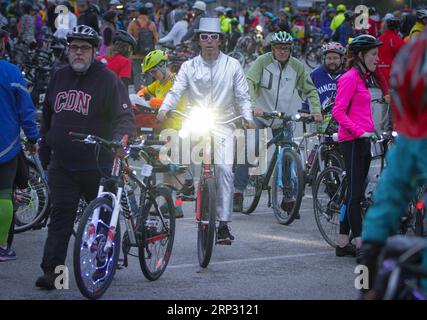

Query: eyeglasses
left=273, top=45, right=292, bottom=52
left=199, top=33, right=220, bottom=41
left=69, top=44, right=93, bottom=53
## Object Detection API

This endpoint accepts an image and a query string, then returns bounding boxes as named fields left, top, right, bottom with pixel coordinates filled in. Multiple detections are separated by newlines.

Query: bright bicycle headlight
left=179, top=107, right=216, bottom=138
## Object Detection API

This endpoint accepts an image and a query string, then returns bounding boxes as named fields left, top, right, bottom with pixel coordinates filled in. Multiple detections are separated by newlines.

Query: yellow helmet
left=141, top=50, right=168, bottom=73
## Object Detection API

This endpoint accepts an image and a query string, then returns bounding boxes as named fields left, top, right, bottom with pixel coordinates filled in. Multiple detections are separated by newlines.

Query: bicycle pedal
left=181, top=195, right=196, bottom=202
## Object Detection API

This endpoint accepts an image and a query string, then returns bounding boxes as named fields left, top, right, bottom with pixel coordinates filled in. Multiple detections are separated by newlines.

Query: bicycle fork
left=85, top=184, right=124, bottom=254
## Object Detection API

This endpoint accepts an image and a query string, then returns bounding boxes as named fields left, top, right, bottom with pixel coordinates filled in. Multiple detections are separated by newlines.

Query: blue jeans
left=234, top=118, right=293, bottom=193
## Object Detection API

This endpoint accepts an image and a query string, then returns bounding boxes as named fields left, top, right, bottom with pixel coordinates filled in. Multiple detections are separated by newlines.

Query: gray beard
left=71, top=61, right=91, bottom=73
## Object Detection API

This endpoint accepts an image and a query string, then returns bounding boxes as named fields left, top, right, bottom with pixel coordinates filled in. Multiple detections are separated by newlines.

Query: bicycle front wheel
left=197, top=177, right=216, bottom=268
left=73, top=197, right=121, bottom=300
left=139, top=186, right=176, bottom=281
left=272, top=149, right=304, bottom=225
left=312, top=166, right=347, bottom=248
left=14, top=161, right=50, bottom=233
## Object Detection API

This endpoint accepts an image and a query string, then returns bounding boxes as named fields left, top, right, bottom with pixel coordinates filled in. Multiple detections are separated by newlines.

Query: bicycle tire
left=73, top=197, right=121, bottom=300
left=139, top=185, right=176, bottom=281
left=197, top=177, right=216, bottom=268
left=242, top=175, right=263, bottom=214
left=312, top=166, right=347, bottom=248
left=14, top=161, right=50, bottom=233
left=272, top=148, right=304, bottom=225
left=228, top=50, right=246, bottom=68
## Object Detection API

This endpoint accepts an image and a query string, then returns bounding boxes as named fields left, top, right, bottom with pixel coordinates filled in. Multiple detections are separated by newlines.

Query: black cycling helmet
left=348, top=34, right=383, bottom=53
left=385, top=14, right=401, bottom=30
left=103, top=10, right=117, bottom=23
left=67, top=25, right=100, bottom=47
left=113, top=30, right=136, bottom=50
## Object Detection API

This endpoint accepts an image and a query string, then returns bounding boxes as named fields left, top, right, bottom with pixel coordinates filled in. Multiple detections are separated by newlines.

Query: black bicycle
left=240, top=112, right=305, bottom=225
left=312, top=132, right=396, bottom=247
left=368, top=235, right=427, bottom=300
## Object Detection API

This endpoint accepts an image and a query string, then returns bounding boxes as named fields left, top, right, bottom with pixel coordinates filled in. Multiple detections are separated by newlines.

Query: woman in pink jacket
left=332, top=35, right=383, bottom=261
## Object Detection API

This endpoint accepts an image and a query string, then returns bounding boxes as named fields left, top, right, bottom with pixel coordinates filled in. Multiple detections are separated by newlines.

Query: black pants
left=40, top=163, right=101, bottom=273
left=339, top=139, right=371, bottom=238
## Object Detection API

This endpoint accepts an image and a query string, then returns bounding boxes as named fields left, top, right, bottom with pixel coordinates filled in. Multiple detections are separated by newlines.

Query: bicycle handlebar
left=170, top=110, right=244, bottom=125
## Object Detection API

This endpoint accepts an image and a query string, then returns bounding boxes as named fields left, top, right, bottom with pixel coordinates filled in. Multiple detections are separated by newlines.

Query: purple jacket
left=332, top=67, right=374, bottom=142
left=35, top=14, right=43, bottom=44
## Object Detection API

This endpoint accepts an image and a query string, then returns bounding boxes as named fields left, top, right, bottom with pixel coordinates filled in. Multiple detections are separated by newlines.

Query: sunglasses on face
left=69, top=44, right=93, bottom=53
left=199, top=33, right=220, bottom=41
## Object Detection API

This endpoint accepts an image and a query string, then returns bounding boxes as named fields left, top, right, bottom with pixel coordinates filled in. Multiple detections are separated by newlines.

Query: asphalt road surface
left=2, top=189, right=361, bottom=300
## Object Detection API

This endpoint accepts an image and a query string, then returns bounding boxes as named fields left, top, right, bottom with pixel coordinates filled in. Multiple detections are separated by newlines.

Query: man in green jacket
left=233, top=31, right=322, bottom=215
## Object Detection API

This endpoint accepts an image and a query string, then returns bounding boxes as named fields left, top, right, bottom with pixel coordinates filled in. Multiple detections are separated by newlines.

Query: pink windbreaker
left=332, top=67, right=374, bottom=142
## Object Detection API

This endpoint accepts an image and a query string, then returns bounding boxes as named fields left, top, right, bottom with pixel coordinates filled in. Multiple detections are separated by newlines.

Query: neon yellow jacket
left=410, top=22, right=425, bottom=40
left=330, top=13, right=345, bottom=31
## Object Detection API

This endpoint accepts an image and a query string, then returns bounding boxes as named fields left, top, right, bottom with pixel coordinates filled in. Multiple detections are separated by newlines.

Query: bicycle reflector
left=416, top=201, right=425, bottom=211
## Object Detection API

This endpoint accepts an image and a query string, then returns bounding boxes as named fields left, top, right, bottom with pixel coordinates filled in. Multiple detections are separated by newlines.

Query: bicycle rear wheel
left=139, top=186, right=176, bottom=281
left=228, top=50, right=246, bottom=68
left=242, top=175, right=263, bottom=214
left=73, top=197, right=121, bottom=300
left=272, top=148, right=304, bottom=225
left=197, top=177, right=216, bottom=268
left=312, top=166, right=347, bottom=248
left=14, top=161, right=50, bottom=233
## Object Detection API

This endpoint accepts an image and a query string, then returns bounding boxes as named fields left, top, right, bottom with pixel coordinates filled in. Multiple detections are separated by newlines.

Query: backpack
left=135, top=19, right=155, bottom=55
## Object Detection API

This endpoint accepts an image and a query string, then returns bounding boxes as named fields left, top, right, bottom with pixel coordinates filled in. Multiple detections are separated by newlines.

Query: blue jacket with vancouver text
left=0, top=60, right=38, bottom=164
left=302, top=64, right=345, bottom=111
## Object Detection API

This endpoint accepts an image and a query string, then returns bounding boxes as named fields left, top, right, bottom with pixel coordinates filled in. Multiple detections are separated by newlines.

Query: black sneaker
left=336, top=243, right=357, bottom=257
left=233, top=193, right=243, bottom=212
left=217, top=225, right=234, bottom=245
left=35, top=272, right=57, bottom=290
left=355, top=247, right=364, bottom=264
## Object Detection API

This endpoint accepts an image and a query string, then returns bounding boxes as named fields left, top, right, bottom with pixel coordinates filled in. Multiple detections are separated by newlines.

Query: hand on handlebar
left=359, top=132, right=379, bottom=141
left=252, top=107, right=264, bottom=117
left=244, top=119, right=257, bottom=129
left=157, top=109, right=168, bottom=122
left=27, top=142, right=39, bottom=155
left=312, top=112, right=323, bottom=123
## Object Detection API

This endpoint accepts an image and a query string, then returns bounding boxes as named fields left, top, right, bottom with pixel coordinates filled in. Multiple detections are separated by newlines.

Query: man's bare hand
left=157, top=110, right=168, bottom=122
left=27, top=142, right=38, bottom=155
left=253, top=107, right=264, bottom=117
left=244, top=120, right=257, bottom=129
left=313, top=113, right=323, bottom=123
left=384, top=95, right=391, bottom=105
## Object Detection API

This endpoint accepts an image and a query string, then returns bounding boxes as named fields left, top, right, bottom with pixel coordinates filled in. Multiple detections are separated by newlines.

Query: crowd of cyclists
left=0, top=0, right=427, bottom=299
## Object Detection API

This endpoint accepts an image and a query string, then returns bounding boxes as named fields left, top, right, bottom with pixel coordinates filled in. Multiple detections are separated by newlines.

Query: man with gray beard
left=35, top=25, right=135, bottom=289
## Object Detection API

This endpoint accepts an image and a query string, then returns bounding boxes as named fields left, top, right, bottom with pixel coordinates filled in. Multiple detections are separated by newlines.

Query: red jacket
left=378, top=30, right=405, bottom=86
left=368, top=18, right=382, bottom=37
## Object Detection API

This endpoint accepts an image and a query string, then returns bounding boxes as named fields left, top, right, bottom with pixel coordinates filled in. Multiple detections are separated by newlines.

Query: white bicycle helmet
left=271, top=31, right=293, bottom=45
left=67, top=25, right=100, bottom=47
